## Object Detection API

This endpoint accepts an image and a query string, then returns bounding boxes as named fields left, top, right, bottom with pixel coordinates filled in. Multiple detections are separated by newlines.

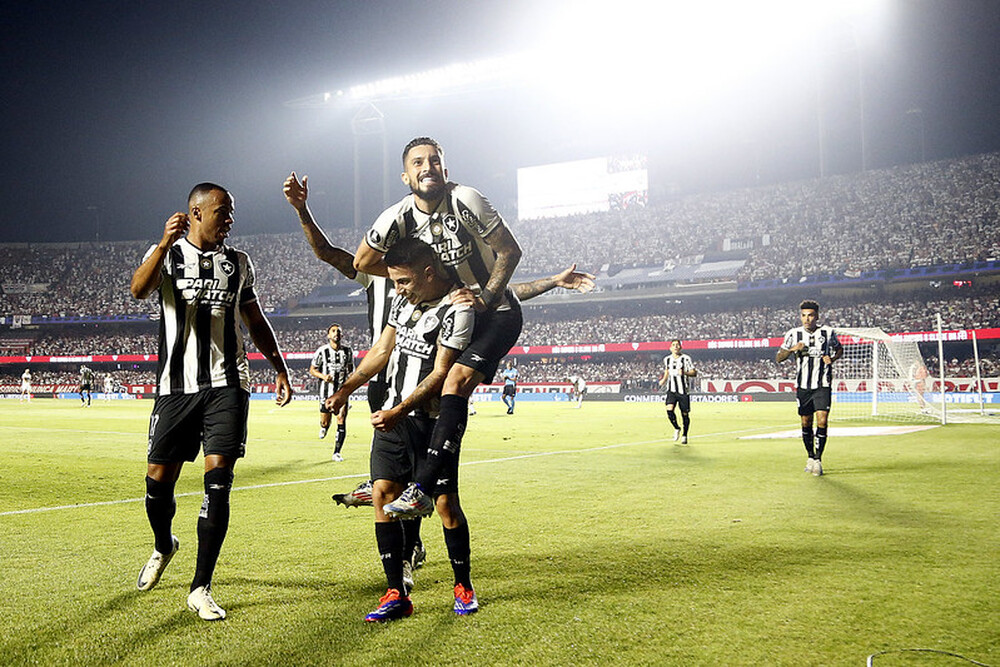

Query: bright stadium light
left=284, top=53, right=533, bottom=108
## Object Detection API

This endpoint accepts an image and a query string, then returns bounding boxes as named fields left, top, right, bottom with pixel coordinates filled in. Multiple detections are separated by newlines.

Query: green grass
left=0, top=399, right=997, bottom=666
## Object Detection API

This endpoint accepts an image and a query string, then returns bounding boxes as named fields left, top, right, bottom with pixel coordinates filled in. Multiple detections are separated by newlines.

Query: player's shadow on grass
left=811, top=476, right=934, bottom=528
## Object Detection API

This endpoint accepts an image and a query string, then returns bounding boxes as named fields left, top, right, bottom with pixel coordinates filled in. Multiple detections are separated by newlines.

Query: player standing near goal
left=309, top=324, right=354, bottom=460
left=776, top=300, right=843, bottom=476
left=658, top=339, right=697, bottom=444
left=130, top=183, right=292, bottom=620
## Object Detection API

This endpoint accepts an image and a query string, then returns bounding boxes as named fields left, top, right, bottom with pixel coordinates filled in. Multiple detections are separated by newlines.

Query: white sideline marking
left=740, top=425, right=939, bottom=440
left=0, top=425, right=769, bottom=518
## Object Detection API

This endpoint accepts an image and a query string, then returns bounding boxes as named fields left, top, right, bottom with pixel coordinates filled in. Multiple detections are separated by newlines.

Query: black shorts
left=796, top=387, right=832, bottom=416
left=664, top=392, right=691, bottom=412
left=80, top=384, right=91, bottom=391
left=502, top=384, right=516, bottom=397
left=147, top=388, right=249, bottom=464
left=370, top=414, right=458, bottom=496
left=458, top=298, right=523, bottom=384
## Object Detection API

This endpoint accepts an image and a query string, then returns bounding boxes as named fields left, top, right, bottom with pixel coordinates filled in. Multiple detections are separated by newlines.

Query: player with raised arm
left=776, top=300, right=843, bottom=476
left=130, top=183, right=292, bottom=621
left=353, top=137, right=523, bottom=516
left=658, top=339, right=697, bottom=444
left=327, top=238, right=476, bottom=621
left=309, top=324, right=354, bottom=460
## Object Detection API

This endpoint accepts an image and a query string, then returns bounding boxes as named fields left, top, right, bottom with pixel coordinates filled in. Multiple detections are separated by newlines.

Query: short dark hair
left=799, top=299, right=820, bottom=313
left=401, top=137, right=443, bottom=165
left=384, top=237, right=438, bottom=271
left=327, top=324, right=341, bottom=334
left=188, top=182, right=227, bottom=207
left=670, top=338, right=682, bottom=345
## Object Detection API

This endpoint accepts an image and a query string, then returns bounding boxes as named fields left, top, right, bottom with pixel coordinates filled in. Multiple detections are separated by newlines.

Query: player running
left=309, top=324, right=354, bottom=460
left=658, top=339, right=697, bottom=444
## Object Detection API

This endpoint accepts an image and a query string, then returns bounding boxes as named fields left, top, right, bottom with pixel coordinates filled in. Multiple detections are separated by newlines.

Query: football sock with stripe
left=443, top=521, right=472, bottom=589
left=191, top=467, right=233, bottom=591
left=375, top=521, right=406, bottom=593
left=416, top=394, right=466, bottom=492
left=667, top=410, right=679, bottom=430
left=815, top=426, right=828, bottom=460
left=801, top=426, right=816, bottom=458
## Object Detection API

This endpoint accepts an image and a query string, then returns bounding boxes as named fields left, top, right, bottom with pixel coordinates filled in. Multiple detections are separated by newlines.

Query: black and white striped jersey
left=781, top=325, right=842, bottom=390
left=365, top=182, right=518, bottom=311
left=311, top=344, right=354, bottom=399
left=354, top=271, right=395, bottom=385
left=382, top=292, right=474, bottom=418
left=146, top=238, right=257, bottom=395
left=663, top=353, right=695, bottom=394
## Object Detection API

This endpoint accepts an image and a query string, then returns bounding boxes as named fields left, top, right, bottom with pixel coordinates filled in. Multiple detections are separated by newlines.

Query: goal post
left=832, top=327, right=943, bottom=424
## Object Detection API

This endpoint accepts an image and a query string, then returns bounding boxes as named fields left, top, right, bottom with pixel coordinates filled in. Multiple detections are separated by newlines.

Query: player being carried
left=776, top=299, right=843, bottom=476
left=658, top=339, right=697, bottom=444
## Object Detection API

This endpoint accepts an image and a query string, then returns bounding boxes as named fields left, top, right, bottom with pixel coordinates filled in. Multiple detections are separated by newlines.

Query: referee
left=130, top=183, right=292, bottom=621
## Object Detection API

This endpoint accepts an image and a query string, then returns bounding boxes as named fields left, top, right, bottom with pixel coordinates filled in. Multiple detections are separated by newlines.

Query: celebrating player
left=658, top=339, right=697, bottom=444
left=353, top=137, right=523, bottom=514
left=130, top=183, right=292, bottom=621
left=327, top=238, right=477, bottom=621
left=309, top=324, right=354, bottom=460
left=776, top=300, right=842, bottom=476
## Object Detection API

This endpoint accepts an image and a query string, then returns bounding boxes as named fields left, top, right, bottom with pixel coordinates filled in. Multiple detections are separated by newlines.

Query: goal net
left=833, top=327, right=942, bottom=423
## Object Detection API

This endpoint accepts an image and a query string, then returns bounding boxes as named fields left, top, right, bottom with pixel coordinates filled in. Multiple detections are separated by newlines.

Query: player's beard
left=409, top=178, right=446, bottom=202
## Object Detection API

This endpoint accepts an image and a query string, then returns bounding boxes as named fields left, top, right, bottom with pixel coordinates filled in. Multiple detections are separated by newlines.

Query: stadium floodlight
left=284, top=53, right=533, bottom=108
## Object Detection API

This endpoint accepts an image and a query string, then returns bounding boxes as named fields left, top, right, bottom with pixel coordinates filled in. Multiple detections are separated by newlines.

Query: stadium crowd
left=2, top=153, right=999, bottom=319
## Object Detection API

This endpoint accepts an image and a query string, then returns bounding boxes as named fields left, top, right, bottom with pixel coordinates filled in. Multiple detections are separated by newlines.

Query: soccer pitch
left=1, top=399, right=996, bottom=666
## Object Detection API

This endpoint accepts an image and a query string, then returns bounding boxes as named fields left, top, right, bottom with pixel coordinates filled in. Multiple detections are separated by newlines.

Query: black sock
left=681, top=413, right=691, bottom=436
left=815, top=426, right=828, bottom=460
left=375, top=521, right=406, bottom=593
left=416, top=395, right=467, bottom=492
left=145, top=476, right=176, bottom=555
left=191, top=467, right=233, bottom=591
left=402, top=517, right=422, bottom=564
left=443, top=522, right=472, bottom=589
left=667, top=411, right=679, bottom=430
left=802, top=427, right=816, bottom=458
left=335, top=424, right=346, bottom=453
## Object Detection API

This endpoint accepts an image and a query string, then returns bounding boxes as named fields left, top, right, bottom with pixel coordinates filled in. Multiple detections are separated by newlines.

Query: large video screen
left=517, top=155, right=648, bottom=220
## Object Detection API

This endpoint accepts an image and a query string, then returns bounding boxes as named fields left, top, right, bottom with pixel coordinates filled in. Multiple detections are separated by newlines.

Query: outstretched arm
left=283, top=172, right=357, bottom=279
left=511, top=263, right=596, bottom=301
left=473, top=223, right=522, bottom=311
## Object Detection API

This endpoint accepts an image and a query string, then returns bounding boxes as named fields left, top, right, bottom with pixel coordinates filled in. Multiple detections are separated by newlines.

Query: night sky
left=2, top=0, right=999, bottom=244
